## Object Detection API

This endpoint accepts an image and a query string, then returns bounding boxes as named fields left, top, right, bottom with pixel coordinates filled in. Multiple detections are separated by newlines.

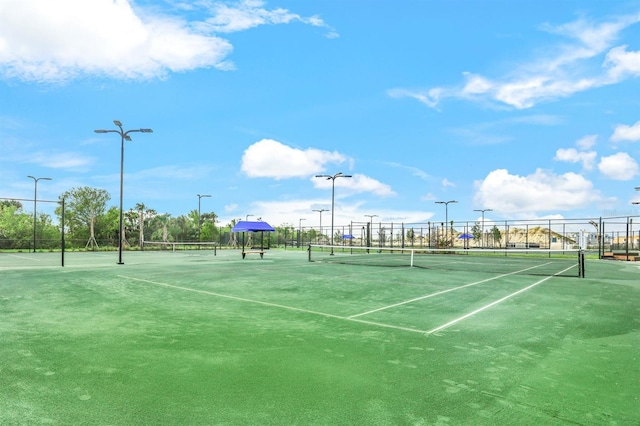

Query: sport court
left=1, top=248, right=638, bottom=424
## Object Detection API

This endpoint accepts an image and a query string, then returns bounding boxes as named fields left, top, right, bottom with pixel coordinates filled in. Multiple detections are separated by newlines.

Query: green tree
left=199, top=212, right=218, bottom=242
left=58, top=187, right=110, bottom=250
left=150, top=214, right=171, bottom=243
left=491, top=225, right=502, bottom=248
left=471, top=222, right=482, bottom=247
left=406, top=228, right=415, bottom=246
left=0, top=202, right=31, bottom=249
left=128, top=203, right=157, bottom=248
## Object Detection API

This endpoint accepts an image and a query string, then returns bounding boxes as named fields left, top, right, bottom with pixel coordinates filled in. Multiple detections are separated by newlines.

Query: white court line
left=348, top=262, right=554, bottom=319
left=118, top=263, right=575, bottom=336
left=119, top=275, right=347, bottom=320
left=118, top=275, right=430, bottom=334
left=6, top=253, right=40, bottom=261
left=425, top=264, right=576, bottom=335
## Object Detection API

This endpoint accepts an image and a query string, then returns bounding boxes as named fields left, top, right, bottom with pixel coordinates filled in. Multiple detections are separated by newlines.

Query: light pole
left=312, top=208, right=329, bottom=243
left=473, top=208, right=492, bottom=248
left=95, top=120, right=153, bottom=265
left=364, top=214, right=378, bottom=251
left=315, top=172, right=352, bottom=254
left=245, top=214, right=254, bottom=221
left=197, top=194, right=211, bottom=241
left=299, top=218, right=306, bottom=248
left=435, top=200, right=457, bottom=246
left=27, top=175, right=52, bottom=253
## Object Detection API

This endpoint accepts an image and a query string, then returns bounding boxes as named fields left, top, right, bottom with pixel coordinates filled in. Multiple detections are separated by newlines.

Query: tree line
left=1, top=186, right=318, bottom=251
left=0, top=186, right=226, bottom=250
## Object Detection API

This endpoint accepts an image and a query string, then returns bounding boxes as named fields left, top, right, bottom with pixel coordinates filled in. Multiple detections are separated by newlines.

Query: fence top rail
left=0, top=197, right=61, bottom=204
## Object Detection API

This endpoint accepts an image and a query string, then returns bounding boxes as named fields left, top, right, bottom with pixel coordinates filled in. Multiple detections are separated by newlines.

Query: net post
left=61, top=197, right=65, bottom=267
left=579, top=249, right=585, bottom=278
left=308, top=244, right=312, bottom=262
left=410, top=249, right=414, bottom=267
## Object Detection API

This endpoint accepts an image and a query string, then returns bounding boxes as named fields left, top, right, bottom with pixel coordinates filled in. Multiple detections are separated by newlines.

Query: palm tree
left=135, top=203, right=156, bottom=249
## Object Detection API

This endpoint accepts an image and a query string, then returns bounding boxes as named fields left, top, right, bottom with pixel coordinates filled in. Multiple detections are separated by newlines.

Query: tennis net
left=308, top=245, right=585, bottom=278
left=143, top=241, right=218, bottom=254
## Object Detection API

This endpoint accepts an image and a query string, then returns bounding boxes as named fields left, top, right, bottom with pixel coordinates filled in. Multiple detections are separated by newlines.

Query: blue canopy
left=231, top=221, right=275, bottom=232
left=342, top=234, right=355, bottom=239
left=458, top=233, right=474, bottom=239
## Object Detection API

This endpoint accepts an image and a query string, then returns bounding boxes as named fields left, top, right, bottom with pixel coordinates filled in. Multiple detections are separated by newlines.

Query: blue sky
left=2, top=0, right=640, bottom=229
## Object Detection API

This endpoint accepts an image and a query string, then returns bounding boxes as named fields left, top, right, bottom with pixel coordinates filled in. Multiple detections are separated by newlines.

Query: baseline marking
left=425, top=264, right=576, bottom=334
left=348, top=262, right=555, bottom=319
left=119, top=275, right=344, bottom=319
left=7, top=254, right=40, bottom=261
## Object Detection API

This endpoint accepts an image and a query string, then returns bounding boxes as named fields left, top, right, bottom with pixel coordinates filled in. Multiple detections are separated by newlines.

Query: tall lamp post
left=298, top=218, right=306, bottom=248
left=435, top=200, right=457, bottom=246
left=312, top=208, right=329, bottom=244
left=197, top=194, right=211, bottom=241
left=95, top=120, right=153, bottom=265
left=634, top=188, right=640, bottom=250
left=245, top=214, right=254, bottom=221
left=315, top=172, right=352, bottom=254
left=473, top=208, right=492, bottom=248
left=364, top=214, right=378, bottom=251
left=27, top=175, right=52, bottom=253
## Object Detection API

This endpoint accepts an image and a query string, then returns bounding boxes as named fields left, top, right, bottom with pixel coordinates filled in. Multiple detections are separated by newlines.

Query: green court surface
left=1, top=249, right=639, bottom=425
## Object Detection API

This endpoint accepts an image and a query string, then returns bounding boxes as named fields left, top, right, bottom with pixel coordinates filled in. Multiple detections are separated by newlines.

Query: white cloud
left=442, top=178, right=456, bottom=188
left=313, top=173, right=396, bottom=197
left=598, top=152, right=639, bottom=180
left=241, top=198, right=430, bottom=228
left=462, top=72, right=492, bottom=95
left=576, top=134, right=598, bottom=150
left=199, top=0, right=333, bottom=34
left=387, top=87, right=442, bottom=108
left=611, top=120, right=640, bottom=142
left=604, top=45, right=640, bottom=82
left=241, top=139, right=347, bottom=179
left=385, top=162, right=430, bottom=180
left=131, top=164, right=215, bottom=180
left=554, top=148, right=597, bottom=170
left=474, top=168, right=601, bottom=214
left=1, top=145, right=95, bottom=171
left=390, top=13, right=640, bottom=109
left=0, top=0, right=332, bottom=82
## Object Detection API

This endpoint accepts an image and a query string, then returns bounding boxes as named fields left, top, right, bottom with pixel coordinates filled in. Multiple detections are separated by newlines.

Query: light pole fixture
left=473, top=208, right=492, bottom=248
left=364, top=214, right=378, bottom=250
left=634, top=187, right=640, bottom=205
left=27, top=175, right=52, bottom=253
left=315, top=172, right=352, bottom=254
left=312, top=208, right=329, bottom=243
left=435, top=200, right=457, bottom=246
left=197, top=194, right=211, bottom=241
left=245, top=214, right=254, bottom=221
left=95, top=120, right=153, bottom=265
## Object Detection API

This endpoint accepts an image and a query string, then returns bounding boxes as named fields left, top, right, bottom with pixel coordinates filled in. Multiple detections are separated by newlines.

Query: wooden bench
left=242, top=250, right=264, bottom=259
left=613, top=254, right=640, bottom=261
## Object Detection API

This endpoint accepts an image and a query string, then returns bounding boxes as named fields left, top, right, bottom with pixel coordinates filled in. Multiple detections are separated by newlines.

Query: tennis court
left=1, top=248, right=638, bottom=424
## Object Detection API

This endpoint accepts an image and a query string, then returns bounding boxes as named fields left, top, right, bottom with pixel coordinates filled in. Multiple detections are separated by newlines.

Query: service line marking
left=118, top=275, right=431, bottom=334
left=425, top=264, right=576, bottom=334
left=348, top=262, right=554, bottom=319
